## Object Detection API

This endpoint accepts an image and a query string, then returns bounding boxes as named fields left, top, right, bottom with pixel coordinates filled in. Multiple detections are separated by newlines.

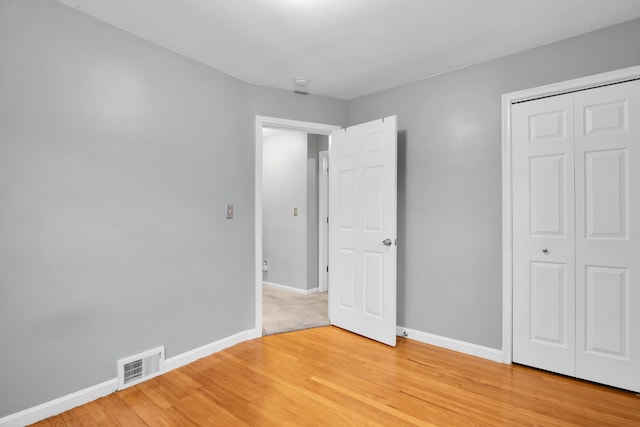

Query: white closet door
left=512, top=95, right=576, bottom=376
left=574, top=80, right=640, bottom=391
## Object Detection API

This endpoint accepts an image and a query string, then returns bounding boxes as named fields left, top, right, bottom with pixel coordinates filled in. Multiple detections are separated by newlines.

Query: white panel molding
left=0, top=329, right=259, bottom=427
left=396, top=326, right=502, bottom=363
left=263, top=281, right=319, bottom=295
left=501, top=65, right=640, bottom=365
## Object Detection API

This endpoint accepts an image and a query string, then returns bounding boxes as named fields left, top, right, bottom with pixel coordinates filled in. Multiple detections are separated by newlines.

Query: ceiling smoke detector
left=294, top=77, right=309, bottom=87
left=293, top=77, right=309, bottom=94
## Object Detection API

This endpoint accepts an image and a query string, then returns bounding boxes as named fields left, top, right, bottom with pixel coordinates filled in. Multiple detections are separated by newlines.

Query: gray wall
left=307, top=135, right=329, bottom=290
left=311, top=135, right=329, bottom=284
left=262, top=131, right=323, bottom=292
left=262, top=130, right=308, bottom=290
left=0, top=0, right=347, bottom=417
left=348, top=18, right=640, bottom=350
left=317, top=136, right=329, bottom=153
left=2, top=0, right=640, bottom=419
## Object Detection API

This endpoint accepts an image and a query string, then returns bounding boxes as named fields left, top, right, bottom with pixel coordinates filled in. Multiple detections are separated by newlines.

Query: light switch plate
left=294, top=208, right=298, bottom=216
left=226, top=204, right=234, bottom=219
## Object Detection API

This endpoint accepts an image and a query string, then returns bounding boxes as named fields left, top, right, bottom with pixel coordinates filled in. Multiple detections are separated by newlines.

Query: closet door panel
left=575, top=79, right=640, bottom=392
left=512, top=94, right=576, bottom=376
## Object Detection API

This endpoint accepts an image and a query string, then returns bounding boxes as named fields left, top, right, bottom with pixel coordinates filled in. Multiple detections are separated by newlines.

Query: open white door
left=329, top=116, right=397, bottom=346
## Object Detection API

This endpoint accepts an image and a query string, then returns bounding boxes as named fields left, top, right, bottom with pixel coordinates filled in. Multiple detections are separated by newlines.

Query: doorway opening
left=261, top=128, right=327, bottom=334
left=254, top=116, right=339, bottom=335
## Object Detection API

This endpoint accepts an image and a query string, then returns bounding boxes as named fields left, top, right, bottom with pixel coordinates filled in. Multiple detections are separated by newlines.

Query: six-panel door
left=512, top=79, right=640, bottom=392
left=574, top=80, right=640, bottom=392
left=329, top=117, right=397, bottom=347
left=512, top=94, right=576, bottom=377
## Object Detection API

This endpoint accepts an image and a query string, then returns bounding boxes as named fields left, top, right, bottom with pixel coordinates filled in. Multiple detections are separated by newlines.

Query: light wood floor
left=34, top=326, right=640, bottom=426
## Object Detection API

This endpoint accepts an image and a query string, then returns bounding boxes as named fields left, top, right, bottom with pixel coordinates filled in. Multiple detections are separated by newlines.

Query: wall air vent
left=117, top=346, right=165, bottom=390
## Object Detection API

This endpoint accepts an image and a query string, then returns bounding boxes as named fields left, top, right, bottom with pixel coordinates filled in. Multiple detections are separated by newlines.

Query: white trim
left=504, top=66, right=640, bottom=105
left=501, top=65, right=640, bottom=365
left=255, top=116, right=340, bottom=335
left=164, top=328, right=259, bottom=372
left=263, top=281, right=319, bottom=295
left=0, top=379, right=119, bottom=427
left=256, top=116, right=340, bottom=135
left=501, top=88, right=514, bottom=365
left=318, top=149, right=329, bottom=293
left=0, top=329, right=259, bottom=427
left=397, top=326, right=502, bottom=363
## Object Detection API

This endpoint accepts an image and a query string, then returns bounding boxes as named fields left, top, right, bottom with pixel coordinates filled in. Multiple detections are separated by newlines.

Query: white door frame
left=318, top=150, right=329, bottom=293
left=501, top=65, right=640, bottom=364
left=255, top=116, right=340, bottom=334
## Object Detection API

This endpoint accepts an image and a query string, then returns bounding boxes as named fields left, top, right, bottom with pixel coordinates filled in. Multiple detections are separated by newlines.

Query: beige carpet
left=262, top=285, right=329, bottom=336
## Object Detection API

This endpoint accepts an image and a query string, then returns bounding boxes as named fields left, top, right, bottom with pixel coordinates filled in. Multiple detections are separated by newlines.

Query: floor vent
left=117, top=346, right=165, bottom=390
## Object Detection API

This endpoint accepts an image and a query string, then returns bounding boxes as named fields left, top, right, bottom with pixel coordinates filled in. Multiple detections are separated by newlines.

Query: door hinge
left=326, top=217, right=329, bottom=224
left=326, top=266, right=329, bottom=272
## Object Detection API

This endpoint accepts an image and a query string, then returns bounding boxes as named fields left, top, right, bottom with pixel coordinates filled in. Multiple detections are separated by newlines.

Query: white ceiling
left=57, top=0, right=640, bottom=100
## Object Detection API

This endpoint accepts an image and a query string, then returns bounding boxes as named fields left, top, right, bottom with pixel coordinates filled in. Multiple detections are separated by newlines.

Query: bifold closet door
left=512, top=78, right=640, bottom=392
left=512, top=93, right=576, bottom=377
left=574, top=80, right=640, bottom=392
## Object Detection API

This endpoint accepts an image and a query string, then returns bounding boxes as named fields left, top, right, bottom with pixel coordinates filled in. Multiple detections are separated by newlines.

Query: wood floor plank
left=36, top=415, right=65, bottom=426
left=57, top=404, right=96, bottom=427
left=120, top=386, right=193, bottom=426
left=217, top=350, right=420, bottom=426
left=30, top=326, right=640, bottom=426
left=88, top=393, right=148, bottom=427
left=172, top=390, right=246, bottom=426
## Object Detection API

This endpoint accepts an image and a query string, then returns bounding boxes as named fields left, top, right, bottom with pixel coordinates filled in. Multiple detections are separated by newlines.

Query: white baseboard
left=263, top=281, right=319, bottom=295
left=0, top=328, right=259, bottom=427
left=0, top=379, right=118, bottom=427
left=164, top=328, right=260, bottom=372
left=396, top=326, right=503, bottom=363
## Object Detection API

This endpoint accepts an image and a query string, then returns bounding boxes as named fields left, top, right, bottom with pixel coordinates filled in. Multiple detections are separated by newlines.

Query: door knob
left=383, top=238, right=393, bottom=246
left=542, top=248, right=549, bottom=254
